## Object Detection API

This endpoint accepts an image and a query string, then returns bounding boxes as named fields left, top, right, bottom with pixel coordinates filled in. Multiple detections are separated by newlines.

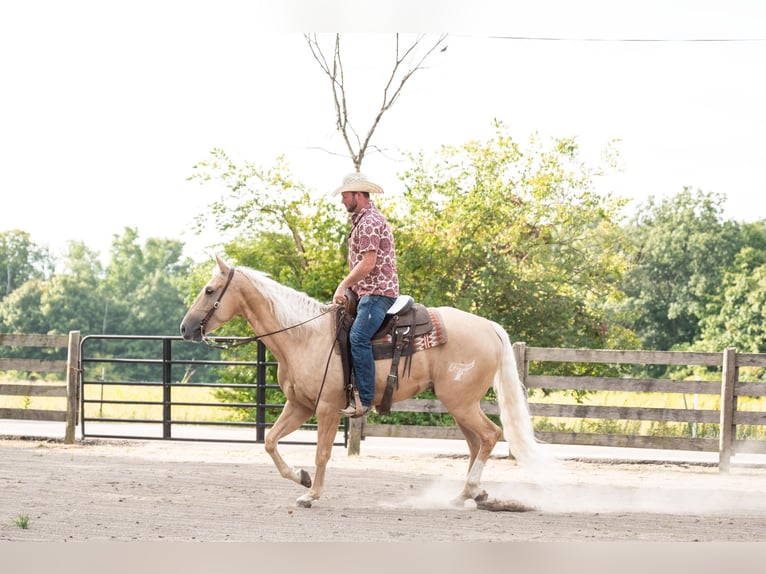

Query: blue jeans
left=349, top=295, right=396, bottom=407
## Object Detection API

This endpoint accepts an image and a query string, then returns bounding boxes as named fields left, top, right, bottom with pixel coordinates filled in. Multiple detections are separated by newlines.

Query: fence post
left=65, top=330, right=81, bottom=444
left=719, top=347, right=737, bottom=472
left=512, top=342, right=527, bottom=385
left=347, top=417, right=362, bottom=456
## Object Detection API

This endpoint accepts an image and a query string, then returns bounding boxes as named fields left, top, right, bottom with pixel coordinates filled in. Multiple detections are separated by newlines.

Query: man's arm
left=333, top=250, right=377, bottom=303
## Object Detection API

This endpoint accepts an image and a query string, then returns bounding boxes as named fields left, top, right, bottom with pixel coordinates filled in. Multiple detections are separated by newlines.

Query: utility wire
left=480, top=34, right=766, bottom=43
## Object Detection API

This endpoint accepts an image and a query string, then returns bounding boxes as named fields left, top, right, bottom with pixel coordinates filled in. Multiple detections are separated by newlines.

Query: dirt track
left=2, top=437, right=766, bottom=542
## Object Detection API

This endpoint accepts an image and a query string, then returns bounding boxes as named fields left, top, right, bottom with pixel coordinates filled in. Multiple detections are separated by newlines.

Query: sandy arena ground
left=1, top=436, right=766, bottom=542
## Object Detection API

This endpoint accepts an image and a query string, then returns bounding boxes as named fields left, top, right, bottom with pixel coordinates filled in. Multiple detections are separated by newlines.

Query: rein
left=199, top=266, right=335, bottom=349
left=201, top=309, right=335, bottom=349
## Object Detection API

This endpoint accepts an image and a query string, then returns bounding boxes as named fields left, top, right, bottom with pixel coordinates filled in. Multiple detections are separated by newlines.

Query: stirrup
left=338, top=403, right=370, bottom=418
left=339, top=384, right=366, bottom=418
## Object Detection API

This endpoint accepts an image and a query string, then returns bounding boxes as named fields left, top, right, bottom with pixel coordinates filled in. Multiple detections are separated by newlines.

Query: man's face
left=340, top=191, right=359, bottom=213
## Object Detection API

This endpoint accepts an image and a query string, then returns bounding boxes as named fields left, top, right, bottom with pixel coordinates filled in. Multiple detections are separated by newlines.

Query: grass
left=80, top=383, right=235, bottom=422
left=0, top=379, right=235, bottom=422
left=14, top=514, right=30, bottom=529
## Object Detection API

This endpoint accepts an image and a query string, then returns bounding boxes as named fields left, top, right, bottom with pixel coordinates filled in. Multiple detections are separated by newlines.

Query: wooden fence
left=3, top=334, right=766, bottom=469
left=0, top=332, right=80, bottom=444
left=356, top=344, right=766, bottom=471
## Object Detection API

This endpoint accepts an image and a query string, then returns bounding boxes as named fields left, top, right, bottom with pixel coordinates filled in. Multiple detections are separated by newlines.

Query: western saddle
left=336, top=290, right=435, bottom=416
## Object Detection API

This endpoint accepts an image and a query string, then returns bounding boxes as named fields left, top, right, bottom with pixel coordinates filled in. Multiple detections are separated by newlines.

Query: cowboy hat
left=332, top=172, right=384, bottom=196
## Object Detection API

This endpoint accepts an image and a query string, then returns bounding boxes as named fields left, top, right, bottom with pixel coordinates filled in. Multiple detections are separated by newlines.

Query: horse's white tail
left=491, top=322, right=553, bottom=468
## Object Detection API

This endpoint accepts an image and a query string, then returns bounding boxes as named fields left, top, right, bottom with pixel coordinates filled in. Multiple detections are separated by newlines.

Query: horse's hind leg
left=451, top=406, right=503, bottom=503
left=264, top=400, right=314, bottom=492
left=456, top=420, right=481, bottom=475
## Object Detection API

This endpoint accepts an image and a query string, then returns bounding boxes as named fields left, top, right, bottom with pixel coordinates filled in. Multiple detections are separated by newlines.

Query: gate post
left=719, top=347, right=737, bottom=472
left=256, top=342, right=267, bottom=443
left=65, top=330, right=81, bottom=444
left=162, top=338, right=172, bottom=439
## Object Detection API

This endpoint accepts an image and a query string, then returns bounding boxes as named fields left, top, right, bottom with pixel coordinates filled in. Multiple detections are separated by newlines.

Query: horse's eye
left=205, top=287, right=215, bottom=295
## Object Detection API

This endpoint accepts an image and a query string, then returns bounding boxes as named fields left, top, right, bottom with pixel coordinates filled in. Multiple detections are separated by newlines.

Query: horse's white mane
left=238, top=267, right=329, bottom=327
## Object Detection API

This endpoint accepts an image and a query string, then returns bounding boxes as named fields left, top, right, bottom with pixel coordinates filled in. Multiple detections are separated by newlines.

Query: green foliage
left=0, top=230, right=54, bottom=300
left=188, top=150, right=347, bottom=302
left=0, top=228, right=201, bottom=381
left=698, top=259, right=766, bottom=353
left=615, top=188, right=741, bottom=351
left=392, top=122, right=629, bottom=348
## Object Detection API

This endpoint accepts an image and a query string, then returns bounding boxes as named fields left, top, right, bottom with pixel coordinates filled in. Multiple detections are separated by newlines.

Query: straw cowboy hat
left=332, top=172, right=384, bottom=196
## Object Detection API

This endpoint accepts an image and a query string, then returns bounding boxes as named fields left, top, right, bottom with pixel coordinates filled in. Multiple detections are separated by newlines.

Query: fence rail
left=0, top=332, right=80, bottom=443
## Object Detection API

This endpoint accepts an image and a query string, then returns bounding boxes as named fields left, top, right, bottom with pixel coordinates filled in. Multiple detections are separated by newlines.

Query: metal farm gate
left=79, top=335, right=347, bottom=445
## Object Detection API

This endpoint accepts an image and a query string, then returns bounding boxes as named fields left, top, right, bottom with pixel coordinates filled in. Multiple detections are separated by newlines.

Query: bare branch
left=358, top=34, right=447, bottom=166
left=305, top=33, right=448, bottom=172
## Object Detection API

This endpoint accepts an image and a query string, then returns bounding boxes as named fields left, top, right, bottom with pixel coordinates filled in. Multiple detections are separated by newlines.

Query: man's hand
left=333, top=285, right=347, bottom=304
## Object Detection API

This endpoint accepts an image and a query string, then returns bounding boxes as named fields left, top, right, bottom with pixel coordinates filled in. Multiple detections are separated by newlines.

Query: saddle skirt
left=371, top=305, right=447, bottom=360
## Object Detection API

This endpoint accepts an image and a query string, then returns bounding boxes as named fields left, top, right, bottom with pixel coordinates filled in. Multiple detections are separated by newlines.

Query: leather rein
left=199, top=267, right=334, bottom=349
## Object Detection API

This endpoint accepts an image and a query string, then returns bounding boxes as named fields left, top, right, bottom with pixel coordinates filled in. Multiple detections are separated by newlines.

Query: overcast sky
left=2, top=0, right=765, bottom=264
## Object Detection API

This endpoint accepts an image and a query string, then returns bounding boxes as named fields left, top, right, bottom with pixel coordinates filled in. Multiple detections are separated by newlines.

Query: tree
left=616, top=188, right=741, bottom=350
left=391, top=122, right=628, bottom=348
left=189, top=34, right=449, bottom=298
left=0, top=230, right=53, bottom=300
left=0, top=240, right=104, bottom=338
left=698, top=263, right=766, bottom=353
left=305, top=33, right=448, bottom=171
left=102, top=227, right=191, bottom=335
left=189, top=153, right=346, bottom=300
left=697, top=220, right=766, bottom=353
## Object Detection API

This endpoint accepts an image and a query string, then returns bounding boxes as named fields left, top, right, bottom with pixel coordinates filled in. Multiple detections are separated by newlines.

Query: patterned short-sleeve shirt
left=348, top=204, right=399, bottom=297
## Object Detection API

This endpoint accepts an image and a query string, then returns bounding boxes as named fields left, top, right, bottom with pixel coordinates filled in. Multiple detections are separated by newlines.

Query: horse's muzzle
left=179, top=322, right=203, bottom=342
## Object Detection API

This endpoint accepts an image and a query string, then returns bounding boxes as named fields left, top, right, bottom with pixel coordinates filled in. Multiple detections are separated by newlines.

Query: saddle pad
left=372, top=308, right=447, bottom=361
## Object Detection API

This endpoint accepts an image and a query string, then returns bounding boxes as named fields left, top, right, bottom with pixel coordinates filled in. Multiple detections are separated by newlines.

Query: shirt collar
left=352, top=203, right=375, bottom=223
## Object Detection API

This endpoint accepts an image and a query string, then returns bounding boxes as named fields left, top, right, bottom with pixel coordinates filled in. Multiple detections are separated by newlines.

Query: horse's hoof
left=299, top=469, right=312, bottom=488
left=296, top=493, right=315, bottom=508
left=473, top=490, right=488, bottom=503
left=296, top=498, right=313, bottom=508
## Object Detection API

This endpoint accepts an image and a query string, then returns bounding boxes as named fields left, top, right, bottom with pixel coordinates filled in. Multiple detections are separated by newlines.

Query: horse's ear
left=215, top=254, right=230, bottom=274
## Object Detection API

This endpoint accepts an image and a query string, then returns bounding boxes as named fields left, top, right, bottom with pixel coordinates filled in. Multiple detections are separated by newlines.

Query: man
left=332, top=173, right=399, bottom=417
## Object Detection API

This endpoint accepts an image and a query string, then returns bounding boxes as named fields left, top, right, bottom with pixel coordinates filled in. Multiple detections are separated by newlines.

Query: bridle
left=198, top=267, right=236, bottom=335
left=198, top=266, right=334, bottom=349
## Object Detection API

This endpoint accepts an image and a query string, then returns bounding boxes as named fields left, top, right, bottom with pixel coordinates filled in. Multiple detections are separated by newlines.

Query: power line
left=482, top=34, right=766, bottom=43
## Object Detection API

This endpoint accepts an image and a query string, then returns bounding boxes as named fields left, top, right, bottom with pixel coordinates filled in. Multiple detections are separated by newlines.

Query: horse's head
left=180, top=255, right=238, bottom=342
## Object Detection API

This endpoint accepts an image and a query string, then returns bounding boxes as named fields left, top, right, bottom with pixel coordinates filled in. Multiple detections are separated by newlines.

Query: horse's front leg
left=296, top=409, right=342, bottom=508
left=264, top=400, right=314, bottom=494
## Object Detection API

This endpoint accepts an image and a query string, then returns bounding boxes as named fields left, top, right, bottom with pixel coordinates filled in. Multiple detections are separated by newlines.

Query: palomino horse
left=180, top=256, right=549, bottom=508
